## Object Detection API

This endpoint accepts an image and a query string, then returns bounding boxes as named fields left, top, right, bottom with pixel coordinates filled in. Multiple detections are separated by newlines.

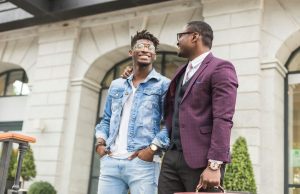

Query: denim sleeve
left=152, top=78, right=171, bottom=150
left=95, top=87, right=112, bottom=141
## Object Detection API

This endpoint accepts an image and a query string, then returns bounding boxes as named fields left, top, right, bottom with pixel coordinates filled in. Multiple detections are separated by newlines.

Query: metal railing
left=0, top=133, right=36, bottom=194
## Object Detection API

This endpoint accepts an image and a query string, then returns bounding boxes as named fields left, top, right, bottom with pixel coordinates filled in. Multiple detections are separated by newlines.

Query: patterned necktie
left=184, top=62, right=193, bottom=84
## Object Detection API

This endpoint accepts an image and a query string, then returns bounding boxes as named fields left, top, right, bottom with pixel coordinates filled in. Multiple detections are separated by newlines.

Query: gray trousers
left=158, top=149, right=225, bottom=194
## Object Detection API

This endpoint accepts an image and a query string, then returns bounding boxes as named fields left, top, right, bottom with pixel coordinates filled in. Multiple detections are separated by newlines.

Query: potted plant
left=28, top=181, right=56, bottom=194
left=224, top=137, right=257, bottom=194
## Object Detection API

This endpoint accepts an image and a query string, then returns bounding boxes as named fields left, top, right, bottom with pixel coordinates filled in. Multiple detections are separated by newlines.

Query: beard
left=177, top=43, right=189, bottom=58
left=177, top=49, right=188, bottom=58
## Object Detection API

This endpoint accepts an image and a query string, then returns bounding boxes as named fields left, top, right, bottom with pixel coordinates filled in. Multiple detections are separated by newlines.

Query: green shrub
left=224, top=137, right=257, bottom=194
left=28, top=181, right=56, bottom=194
left=7, top=149, right=18, bottom=180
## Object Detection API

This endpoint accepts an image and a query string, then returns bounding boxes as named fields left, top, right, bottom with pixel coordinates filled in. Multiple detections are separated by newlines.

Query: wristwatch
left=149, top=144, right=159, bottom=152
left=208, top=161, right=221, bottom=171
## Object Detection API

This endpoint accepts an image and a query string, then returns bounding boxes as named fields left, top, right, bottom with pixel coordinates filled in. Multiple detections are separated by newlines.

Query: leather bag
left=174, top=186, right=249, bottom=194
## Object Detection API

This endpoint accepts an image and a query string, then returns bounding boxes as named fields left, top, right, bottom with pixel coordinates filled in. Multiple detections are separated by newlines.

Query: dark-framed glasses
left=133, top=43, right=156, bottom=53
left=177, top=31, right=195, bottom=41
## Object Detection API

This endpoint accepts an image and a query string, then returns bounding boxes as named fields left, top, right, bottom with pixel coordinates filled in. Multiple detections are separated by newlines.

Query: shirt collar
left=127, top=68, right=160, bottom=83
left=190, top=51, right=211, bottom=68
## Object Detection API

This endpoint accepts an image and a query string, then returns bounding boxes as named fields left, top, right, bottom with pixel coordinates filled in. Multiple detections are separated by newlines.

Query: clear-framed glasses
left=177, top=31, right=195, bottom=41
left=133, top=43, right=156, bottom=53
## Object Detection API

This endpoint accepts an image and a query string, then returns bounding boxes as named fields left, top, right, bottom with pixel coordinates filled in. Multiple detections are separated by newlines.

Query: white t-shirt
left=110, top=82, right=136, bottom=158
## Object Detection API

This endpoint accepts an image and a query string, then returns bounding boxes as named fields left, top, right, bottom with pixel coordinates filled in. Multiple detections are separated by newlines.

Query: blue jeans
left=98, top=155, right=160, bottom=194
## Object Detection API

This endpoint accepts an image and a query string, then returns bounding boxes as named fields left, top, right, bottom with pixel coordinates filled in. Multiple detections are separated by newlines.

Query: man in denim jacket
left=94, top=30, right=170, bottom=194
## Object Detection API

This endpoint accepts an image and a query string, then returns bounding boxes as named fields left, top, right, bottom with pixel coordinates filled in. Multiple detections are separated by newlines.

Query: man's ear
left=192, top=33, right=200, bottom=43
left=129, top=50, right=133, bottom=56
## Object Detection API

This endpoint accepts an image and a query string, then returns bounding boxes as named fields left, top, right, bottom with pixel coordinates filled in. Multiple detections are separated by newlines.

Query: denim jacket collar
left=126, top=68, right=160, bottom=84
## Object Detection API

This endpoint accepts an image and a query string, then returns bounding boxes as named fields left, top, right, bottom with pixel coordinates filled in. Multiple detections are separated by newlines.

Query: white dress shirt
left=182, top=51, right=211, bottom=84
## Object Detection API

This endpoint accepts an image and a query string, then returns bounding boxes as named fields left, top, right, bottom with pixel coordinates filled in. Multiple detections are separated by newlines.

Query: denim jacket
left=95, top=69, right=170, bottom=152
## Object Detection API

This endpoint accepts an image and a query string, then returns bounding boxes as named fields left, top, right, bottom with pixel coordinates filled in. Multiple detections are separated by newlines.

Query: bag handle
left=196, top=185, right=225, bottom=193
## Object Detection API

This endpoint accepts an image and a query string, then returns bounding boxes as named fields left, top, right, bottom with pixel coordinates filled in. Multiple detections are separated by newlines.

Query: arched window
left=0, top=69, right=29, bottom=97
left=88, top=52, right=187, bottom=194
left=285, top=47, right=300, bottom=193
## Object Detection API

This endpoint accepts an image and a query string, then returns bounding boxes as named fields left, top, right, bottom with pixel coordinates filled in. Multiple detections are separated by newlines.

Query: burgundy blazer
left=164, top=53, right=238, bottom=169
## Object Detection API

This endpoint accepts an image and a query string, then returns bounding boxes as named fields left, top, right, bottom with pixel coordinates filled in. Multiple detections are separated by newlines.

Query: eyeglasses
left=177, top=31, right=195, bottom=41
left=133, top=43, right=156, bottom=53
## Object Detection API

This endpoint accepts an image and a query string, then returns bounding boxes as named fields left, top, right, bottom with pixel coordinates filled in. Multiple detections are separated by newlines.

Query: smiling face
left=130, top=39, right=156, bottom=67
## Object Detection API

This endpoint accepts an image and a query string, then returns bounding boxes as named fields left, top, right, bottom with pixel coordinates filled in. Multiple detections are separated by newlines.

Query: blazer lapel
left=168, top=63, right=187, bottom=97
left=172, top=63, right=187, bottom=81
left=181, top=53, right=214, bottom=103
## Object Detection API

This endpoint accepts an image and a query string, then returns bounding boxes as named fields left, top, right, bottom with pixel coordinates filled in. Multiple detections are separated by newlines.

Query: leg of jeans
left=126, top=157, right=157, bottom=194
left=158, top=150, right=185, bottom=194
left=97, top=156, right=128, bottom=194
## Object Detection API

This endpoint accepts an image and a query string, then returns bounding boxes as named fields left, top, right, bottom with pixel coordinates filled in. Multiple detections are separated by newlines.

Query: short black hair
left=131, top=30, right=159, bottom=50
left=186, top=21, right=213, bottom=49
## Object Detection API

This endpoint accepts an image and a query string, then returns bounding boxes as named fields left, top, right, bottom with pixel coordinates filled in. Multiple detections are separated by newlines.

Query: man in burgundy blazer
left=158, top=21, right=238, bottom=194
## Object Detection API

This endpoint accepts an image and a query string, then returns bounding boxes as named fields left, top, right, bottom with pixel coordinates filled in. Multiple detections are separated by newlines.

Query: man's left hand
left=128, top=147, right=154, bottom=162
left=198, top=167, right=221, bottom=190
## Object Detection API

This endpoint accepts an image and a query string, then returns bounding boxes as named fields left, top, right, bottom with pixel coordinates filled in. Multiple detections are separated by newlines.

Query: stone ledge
left=71, top=78, right=101, bottom=93
left=261, top=59, right=288, bottom=77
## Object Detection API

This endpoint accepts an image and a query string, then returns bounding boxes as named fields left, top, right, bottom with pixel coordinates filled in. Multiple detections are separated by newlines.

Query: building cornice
left=0, top=26, right=37, bottom=42
left=71, top=78, right=100, bottom=93
left=261, top=58, right=288, bottom=77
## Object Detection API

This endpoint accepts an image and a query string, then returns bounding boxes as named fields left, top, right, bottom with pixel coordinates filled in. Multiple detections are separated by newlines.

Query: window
left=87, top=52, right=187, bottom=194
left=285, top=47, right=300, bottom=194
left=0, top=69, right=29, bottom=97
left=0, top=121, right=23, bottom=132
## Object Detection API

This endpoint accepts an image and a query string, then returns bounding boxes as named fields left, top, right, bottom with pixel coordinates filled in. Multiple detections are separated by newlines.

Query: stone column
left=57, top=78, right=100, bottom=194
left=260, top=60, right=287, bottom=194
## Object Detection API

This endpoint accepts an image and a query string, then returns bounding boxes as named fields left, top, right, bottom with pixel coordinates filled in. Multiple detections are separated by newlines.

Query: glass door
left=288, top=73, right=300, bottom=194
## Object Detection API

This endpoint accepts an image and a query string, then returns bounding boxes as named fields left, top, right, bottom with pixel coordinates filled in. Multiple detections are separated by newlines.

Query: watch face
left=209, top=162, right=220, bottom=170
left=150, top=144, right=158, bottom=151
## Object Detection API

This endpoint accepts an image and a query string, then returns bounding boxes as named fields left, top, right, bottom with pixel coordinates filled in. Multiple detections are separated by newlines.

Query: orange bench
left=0, top=133, right=36, bottom=194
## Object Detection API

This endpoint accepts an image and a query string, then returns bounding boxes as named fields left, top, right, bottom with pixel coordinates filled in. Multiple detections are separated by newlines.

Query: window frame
left=0, top=121, right=23, bottom=132
left=285, top=46, right=300, bottom=194
left=0, top=69, right=29, bottom=97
